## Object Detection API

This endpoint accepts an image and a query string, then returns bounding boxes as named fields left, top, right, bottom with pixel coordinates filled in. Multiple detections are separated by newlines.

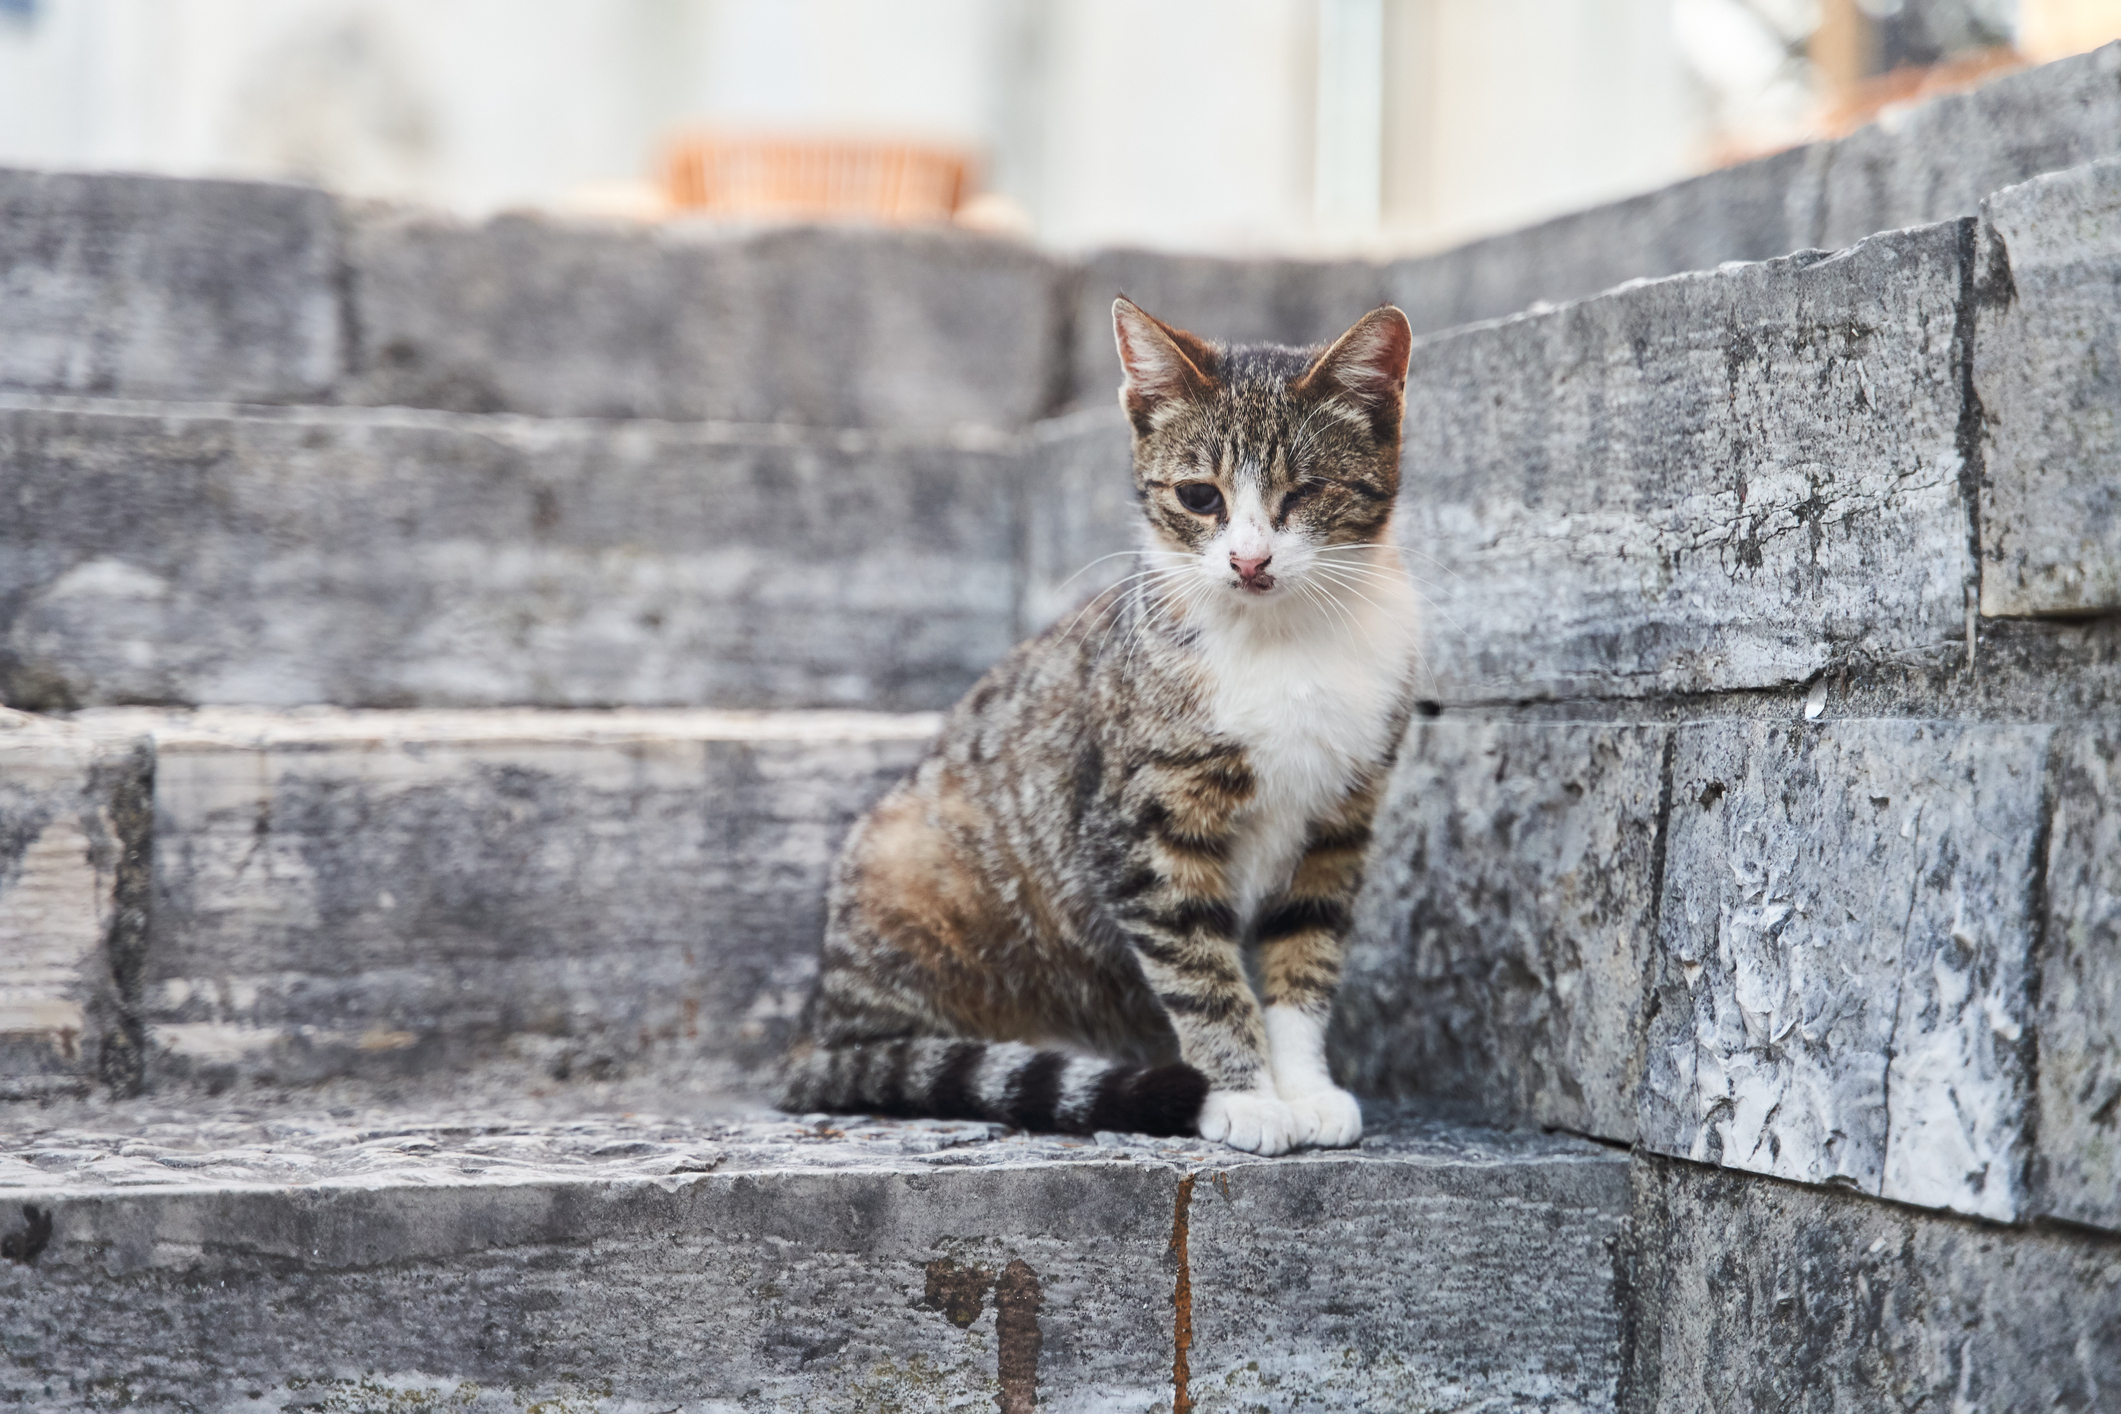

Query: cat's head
left=1112, top=298, right=1411, bottom=609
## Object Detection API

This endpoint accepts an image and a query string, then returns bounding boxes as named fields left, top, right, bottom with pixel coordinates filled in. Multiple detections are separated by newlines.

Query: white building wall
left=0, top=0, right=1719, bottom=253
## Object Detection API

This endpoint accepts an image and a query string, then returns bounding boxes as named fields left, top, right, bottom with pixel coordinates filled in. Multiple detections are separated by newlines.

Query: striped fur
left=777, top=300, right=1418, bottom=1155
left=779, top=1039, right=1208, bottom=1136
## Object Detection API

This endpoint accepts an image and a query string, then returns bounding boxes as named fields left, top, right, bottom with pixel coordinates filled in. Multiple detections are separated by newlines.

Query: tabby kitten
left=778, top=299, right=1417, bottom=1155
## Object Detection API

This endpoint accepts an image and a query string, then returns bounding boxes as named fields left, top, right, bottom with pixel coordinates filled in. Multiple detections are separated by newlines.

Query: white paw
left=1279, top=1084, right=1364, bottom=1149
left=1198, top=1088, right=1299, bottom=1156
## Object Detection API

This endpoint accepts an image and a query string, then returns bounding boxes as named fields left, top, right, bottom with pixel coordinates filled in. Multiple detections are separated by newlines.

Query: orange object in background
left=660, top=133, right=973, bottom=222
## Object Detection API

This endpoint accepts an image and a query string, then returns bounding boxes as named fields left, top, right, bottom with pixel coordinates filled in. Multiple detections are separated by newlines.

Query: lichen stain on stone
left=1170, top=1172, right=1196, bottom=1414
left=920, top=1256, right=994, bottom=1328
left=994, top=1257, right=1043, bottom=1413
left=272, top=1374, right=488, bottom=1411
left=1, top=1205, right=51, bottom=1265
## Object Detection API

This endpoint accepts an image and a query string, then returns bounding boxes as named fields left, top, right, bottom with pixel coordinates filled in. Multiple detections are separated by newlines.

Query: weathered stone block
left=2035, top=727, right=2121, bottom=1232
left=1639, top=719, right=2050, bottom=1223
left=73, top=707, right=933, bottom=1089
left=348, top=210, right=1069, bottom=429
left=1813, top=42, right=2121, bottom=252
left=1187, top=1125, right=1629, bottom=1411
left=0, top=1112, right=1628, bottom=1412
left=1625, top=1154, right=2121, bottom=1413
left=0, top=710, right=150, bottom=1101
left=1399, top=224, right=1973, bottom=704
left=1018, top=406, right=1138, bottom=635
left=0, top=399, right=1018, bottom=712
left=1062, top=249, right=1389, bottom=413
left=1388, top=145, right=1821, bottom=336
left=0, top=168, right=340, bottom=403
left=1975, top=158, right=2121, bottom=617
left=1339, top=721, right=1669, bottom=1142
left=6, top=1155, right=1178, bottom=1409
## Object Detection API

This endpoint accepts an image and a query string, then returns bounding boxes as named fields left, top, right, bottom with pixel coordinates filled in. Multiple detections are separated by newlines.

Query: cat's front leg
left=1252, top=782, right=1383, bottom=1149
left=1262, top=1005, right=1362, bottom=1148
left=1112, top=755, right=1297, bottom=1155
left=1121, top=910, right=1299, bottom=1155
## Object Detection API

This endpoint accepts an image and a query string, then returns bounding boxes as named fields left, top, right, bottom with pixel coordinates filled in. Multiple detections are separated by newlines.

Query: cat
left=777, top=298, right=1418, bottom=1155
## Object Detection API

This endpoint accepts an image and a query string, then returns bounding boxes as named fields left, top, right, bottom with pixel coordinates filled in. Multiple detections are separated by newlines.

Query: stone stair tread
left=0, top=1096, right=1618, bottom=1196
left=0, top=1100, right=1629, bottom=1411
left=74, top=703, right=944, bottom=748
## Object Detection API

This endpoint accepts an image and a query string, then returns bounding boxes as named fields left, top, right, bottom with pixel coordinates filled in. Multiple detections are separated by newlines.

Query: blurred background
left=2, top=0, right=2119, bottom=256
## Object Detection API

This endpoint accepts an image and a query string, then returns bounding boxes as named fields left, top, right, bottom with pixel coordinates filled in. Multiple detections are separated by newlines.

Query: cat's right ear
left=1113, top=298, right=1219, bottom=436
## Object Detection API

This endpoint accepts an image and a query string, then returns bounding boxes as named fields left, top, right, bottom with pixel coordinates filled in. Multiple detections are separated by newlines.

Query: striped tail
left=776, top=1038, right=1208, bottom=1137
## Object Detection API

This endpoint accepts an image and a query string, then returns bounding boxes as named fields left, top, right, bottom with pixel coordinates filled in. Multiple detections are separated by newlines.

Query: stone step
left=5, top=49, right=2114, bottom=431
left=12, top=701, right=2110, bottom=1243
left=9, top=168, right=2117, bottom=721
left=6, top=1094, right=2115, bottom=1412
left=60, top=706, right=936, bottom=1097
left=0, top=169, right=1067, bottom=431
left=0, top=397, right=1019, bottom=713
left=0, top=1099, right=1632, bottom=1412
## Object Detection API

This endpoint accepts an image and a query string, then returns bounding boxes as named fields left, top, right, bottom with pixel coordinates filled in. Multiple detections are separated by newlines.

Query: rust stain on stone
left=921, top=1257, right=994, bottom=1328
left=995, top=1257, right=1043, bottom=1413
left=1170, top=1173, right=1195, bottom=1413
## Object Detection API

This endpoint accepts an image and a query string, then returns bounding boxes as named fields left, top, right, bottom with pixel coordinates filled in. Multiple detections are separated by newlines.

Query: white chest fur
left=1191, top=567, right=1417, bottom=925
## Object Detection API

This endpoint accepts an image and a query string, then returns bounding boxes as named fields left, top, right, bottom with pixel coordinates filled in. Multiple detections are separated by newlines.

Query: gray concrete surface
left=0, top=168, right=341, bottom=405
left=0, top=709, right=149, bottom=1101
left=346, top=209, right=1071, bottom=430
left=2036, top=726, right=2121, bottom=1233
left=1339, top=720, right=1669, bottom=1142
left=0, top=1101, right=1627, bottom=1413
left=69, top=707, right=934, bottom=1093
left=1639, top=718, right=2051, bottom=1223
left=1975, top=158, right=2121, bottom=617
left=1624, top=1154, right=2121, bottom=1414
left=1399, top=225, right=1973, bottom=705
left=0, top=396, right=1018, bottom=712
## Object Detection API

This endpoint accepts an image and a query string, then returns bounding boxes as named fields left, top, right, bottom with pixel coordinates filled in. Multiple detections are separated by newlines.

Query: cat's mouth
left=1231, top=572, right=1277, bottom=594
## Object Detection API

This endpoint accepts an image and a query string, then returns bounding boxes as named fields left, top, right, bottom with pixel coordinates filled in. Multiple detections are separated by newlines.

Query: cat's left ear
left=1292, top=306, right=1413, bottom=441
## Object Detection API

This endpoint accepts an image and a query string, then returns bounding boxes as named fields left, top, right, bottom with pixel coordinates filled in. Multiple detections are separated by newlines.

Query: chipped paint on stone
left=1640, top=719, right=2049, bottom=1221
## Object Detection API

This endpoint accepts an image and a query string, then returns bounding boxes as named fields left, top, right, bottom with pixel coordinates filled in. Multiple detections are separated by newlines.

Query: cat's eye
left=1176, top=482, right=1224, bottom=515
left=1279, top=482, right=1322, bottom=517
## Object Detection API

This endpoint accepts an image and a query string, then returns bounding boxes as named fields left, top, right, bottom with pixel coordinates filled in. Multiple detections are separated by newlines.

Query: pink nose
left=1231, top=554, right=1273, bottom=586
